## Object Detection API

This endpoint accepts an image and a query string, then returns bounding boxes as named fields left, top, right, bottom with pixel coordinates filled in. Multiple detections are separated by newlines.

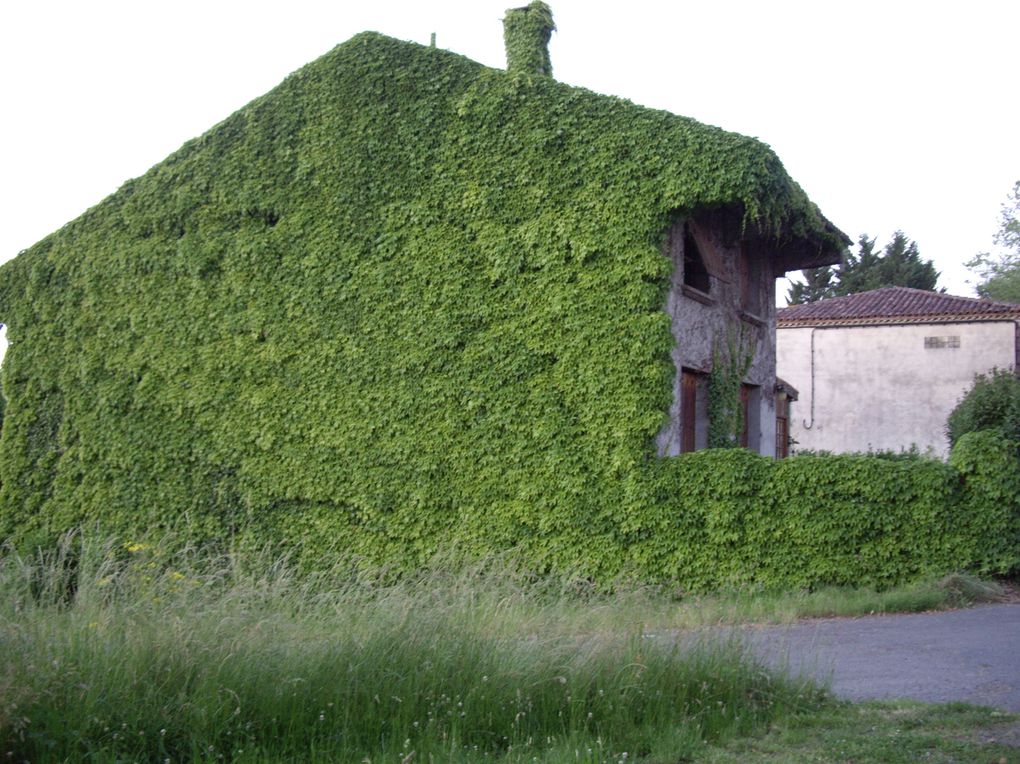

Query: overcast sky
left=2, top=0, right=1018, bottom=311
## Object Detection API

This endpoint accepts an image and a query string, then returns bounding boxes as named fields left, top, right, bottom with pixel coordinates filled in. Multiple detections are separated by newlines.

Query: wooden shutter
left=740, top=384, right=751, bottom=448
left=681, top=371, right=698, bottom=453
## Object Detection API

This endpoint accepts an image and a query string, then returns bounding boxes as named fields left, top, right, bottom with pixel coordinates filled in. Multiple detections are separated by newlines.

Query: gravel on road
left=739, top=603, right=1020, bottom=712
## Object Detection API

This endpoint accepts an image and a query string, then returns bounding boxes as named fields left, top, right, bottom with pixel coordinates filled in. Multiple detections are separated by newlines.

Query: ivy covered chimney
left=503, top=2, right=555, bottom=77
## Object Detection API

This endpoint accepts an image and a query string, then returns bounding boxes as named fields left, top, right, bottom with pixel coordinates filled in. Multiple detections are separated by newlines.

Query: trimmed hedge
left=628, top=437, right=1017, bottom=590
left=254, top=435, right=1013, bottom=591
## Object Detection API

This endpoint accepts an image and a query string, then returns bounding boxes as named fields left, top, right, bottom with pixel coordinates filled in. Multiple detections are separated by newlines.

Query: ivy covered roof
left=0, top=25, right=847, bottom=568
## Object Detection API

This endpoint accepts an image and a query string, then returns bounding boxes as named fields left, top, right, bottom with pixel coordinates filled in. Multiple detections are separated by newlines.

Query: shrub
left=946, top=367, right=1020, bottom=447
left=9, top=440, right=1016, bottom=592
left=948, top=429, right=1020, bottom=574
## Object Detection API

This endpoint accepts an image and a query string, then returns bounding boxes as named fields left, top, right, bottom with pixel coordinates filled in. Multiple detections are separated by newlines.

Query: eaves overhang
left=778, top=312, right=1020, bottom=329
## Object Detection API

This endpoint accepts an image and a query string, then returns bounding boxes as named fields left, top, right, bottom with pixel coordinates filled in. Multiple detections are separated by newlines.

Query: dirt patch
left=957, top=719, right=1020, bottom=749
left=996, top=580, right=1020, bottom=604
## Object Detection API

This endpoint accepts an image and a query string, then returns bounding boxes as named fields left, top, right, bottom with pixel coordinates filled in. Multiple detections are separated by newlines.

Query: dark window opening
left=739, top=242, right=762, bottom=316
left=683, top=227, right=711, bottom=293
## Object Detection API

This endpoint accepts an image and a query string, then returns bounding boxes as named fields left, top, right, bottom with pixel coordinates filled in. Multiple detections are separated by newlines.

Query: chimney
left=503, top=2, right=555, bottom=77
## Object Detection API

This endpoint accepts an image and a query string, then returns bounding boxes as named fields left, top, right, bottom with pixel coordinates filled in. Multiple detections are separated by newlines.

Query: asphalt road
left=740, top=603, right=1020, bottom=712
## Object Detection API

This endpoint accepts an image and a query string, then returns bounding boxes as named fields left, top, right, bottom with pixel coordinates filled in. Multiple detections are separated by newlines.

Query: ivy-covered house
left=0, top=4, right=846, bottom=569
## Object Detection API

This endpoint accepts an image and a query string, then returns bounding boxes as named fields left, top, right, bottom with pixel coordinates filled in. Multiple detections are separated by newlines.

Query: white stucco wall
left=776, top=321, right=1017, bottom=458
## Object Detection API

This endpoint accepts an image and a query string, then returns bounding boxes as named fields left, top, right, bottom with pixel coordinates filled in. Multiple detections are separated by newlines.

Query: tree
left=786, top=264, right=836, bottom=304
left=786, top=231, right=940, bottom=304
left=967, top=180, right=1020, bottom=304
left=842, top=231, right=939, bottom=294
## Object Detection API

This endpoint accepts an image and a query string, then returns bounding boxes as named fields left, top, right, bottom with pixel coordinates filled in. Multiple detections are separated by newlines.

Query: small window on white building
left=924, top=336, right=961, bottom=349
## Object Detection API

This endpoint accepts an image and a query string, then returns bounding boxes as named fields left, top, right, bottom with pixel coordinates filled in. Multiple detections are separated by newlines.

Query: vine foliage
left=503, top=1, right=555, bottom=77
left=707, top=326, right=757, bottom=448
left=4, top=20, right=986, bottom=590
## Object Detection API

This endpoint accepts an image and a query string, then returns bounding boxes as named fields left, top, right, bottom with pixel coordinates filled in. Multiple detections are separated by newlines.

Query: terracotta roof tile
left=778, top=286, right=1020, bottom=326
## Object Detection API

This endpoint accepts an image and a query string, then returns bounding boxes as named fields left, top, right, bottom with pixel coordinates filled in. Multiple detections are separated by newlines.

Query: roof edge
left=779, top=313, right=1020, bottom=328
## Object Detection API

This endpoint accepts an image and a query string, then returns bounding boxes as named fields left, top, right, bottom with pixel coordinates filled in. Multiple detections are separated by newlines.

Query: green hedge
left=948, top=430, right=1020, bottom=574
left=246, top=441, right=1015, bottom=590
left=626, top=439, right=1017, bottom=590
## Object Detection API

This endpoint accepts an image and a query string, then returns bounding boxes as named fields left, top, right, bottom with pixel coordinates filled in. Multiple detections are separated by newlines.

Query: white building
left=776, top=287, right=1020, bottom=458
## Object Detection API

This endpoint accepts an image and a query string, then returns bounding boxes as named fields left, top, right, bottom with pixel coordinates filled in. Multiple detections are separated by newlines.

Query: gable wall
left=777, top=320, right=1018, bottom=457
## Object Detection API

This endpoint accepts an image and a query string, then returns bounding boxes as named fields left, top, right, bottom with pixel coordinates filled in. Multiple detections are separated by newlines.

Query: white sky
left=2, top=0, right=1018, bottom=311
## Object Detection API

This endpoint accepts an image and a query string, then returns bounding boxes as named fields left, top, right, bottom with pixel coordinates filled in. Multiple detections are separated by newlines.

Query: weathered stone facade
left=656, top=210, right=779, bottom=456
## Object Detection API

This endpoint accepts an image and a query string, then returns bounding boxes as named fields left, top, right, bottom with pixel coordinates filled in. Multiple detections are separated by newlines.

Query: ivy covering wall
left=628, top=434, right=1016, bottom=588
left=504, top=1, right=556, bottom=77
left=3, top=30, right=1008, bottom=589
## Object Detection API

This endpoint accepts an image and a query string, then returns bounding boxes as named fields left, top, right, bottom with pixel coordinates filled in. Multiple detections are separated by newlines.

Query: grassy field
left=0, top=534, right=1014, bottom=762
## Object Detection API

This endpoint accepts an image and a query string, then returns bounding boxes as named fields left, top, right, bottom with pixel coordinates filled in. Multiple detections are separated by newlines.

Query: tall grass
left=0, top=534, right=825, bottom=763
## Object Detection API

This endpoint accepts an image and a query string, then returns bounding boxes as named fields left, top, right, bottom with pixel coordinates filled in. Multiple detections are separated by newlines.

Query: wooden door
left=740, top=384, right=751, bottom=448
left=681, top=370, right=698, bottom=453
